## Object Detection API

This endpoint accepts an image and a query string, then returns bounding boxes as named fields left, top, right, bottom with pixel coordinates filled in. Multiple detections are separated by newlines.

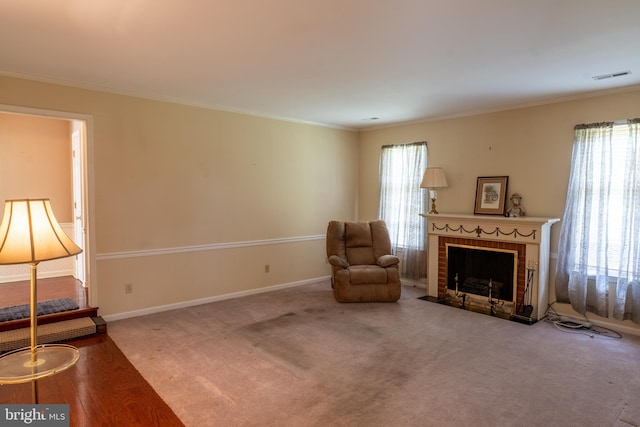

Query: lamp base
left=429, top=198, right=439, bottom=214
left=0, top=344, right=80, bottom=384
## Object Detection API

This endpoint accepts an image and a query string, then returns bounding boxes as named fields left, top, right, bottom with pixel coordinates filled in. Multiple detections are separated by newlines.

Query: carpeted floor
left=108, top=281, right=640, bottom=427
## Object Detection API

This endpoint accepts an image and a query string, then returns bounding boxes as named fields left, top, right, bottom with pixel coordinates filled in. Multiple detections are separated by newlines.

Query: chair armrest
left=377, top=255, right=400, bottom=267
left=328, top=255, right=349, bottom=268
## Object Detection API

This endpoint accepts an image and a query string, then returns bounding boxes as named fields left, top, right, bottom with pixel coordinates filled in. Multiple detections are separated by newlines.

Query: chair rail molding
left=96, top=234, right=326, bottom=261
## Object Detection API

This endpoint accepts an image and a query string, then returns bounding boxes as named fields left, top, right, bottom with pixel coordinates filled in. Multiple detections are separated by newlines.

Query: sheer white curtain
left=378, top=142, right=427, bottom=280
left=555, top=119, right=640, bottom=324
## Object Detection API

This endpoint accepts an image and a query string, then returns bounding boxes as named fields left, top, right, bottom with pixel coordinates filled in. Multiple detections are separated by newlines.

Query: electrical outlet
left=264, top=264, right=270, bottom=273
left=125, top=283, right=133, bottom=294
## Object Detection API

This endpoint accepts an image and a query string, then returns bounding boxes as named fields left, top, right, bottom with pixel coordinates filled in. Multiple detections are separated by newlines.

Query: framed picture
left=474, top=176, right=509, bottom=215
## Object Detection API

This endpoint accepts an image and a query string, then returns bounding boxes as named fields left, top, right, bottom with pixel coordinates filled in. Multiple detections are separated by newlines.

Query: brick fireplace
left=423, top=214, right=559, bottom=321
left=438, top=237, right=526, bottom=317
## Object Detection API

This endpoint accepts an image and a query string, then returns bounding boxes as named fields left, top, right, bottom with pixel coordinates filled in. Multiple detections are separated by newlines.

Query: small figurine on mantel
left=507, top=193, right=525, bottom=217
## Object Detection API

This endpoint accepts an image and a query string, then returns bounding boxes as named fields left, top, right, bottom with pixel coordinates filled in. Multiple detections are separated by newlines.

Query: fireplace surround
left=423, top=213, right=559, bottom=322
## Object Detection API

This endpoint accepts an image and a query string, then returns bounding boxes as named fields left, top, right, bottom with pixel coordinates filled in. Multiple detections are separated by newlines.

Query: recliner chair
left=326, top=220, right=401, bottom=302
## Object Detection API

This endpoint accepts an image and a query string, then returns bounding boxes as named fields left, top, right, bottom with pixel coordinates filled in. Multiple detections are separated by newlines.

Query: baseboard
left=102, top=276, right=331, bottom=323
left=0, top=269, right=75, bottom=284
left=551, top=304, right=640, bottom=337
left=401, top=279, right=427, bottom=289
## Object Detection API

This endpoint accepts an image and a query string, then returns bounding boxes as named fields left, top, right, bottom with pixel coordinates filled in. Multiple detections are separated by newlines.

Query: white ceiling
left=1, top=0, right=639, bottom=130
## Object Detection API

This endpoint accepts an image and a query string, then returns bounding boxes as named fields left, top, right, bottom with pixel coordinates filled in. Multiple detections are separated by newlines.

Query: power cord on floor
left=543, top=302, right=622, bottom=339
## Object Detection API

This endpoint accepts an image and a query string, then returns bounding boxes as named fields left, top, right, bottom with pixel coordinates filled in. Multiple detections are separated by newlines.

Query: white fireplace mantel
left=422, top=213, right=560, bottom=321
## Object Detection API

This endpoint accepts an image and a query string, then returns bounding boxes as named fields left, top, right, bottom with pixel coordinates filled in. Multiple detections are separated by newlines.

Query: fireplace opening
left=446, top=244, right=517, bottom=302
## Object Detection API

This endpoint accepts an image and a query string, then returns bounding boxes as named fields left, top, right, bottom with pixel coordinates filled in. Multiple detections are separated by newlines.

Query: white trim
left=401, top=279, right=427, bottom=289
left=587, top=318, right=640, bottom=337
left=0, top=104, right=97, bottom=308
left=361, top=84, right=640, bottom=132
left=552, top=303, right=640, bottom=337
left=0, top=103, right=92, bottom=122
left=96, top=234, right=325, bottom=261
left=102, top=276, right=330, bottom=322
left=0, top=73, right=351, bottom=131
left=0, top=269, right=74, bottom=284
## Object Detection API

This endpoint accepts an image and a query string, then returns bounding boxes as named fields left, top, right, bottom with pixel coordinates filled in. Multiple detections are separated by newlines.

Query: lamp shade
left=420, top=167, right=448, bottom=189
left=0, top=199, right=82, bottom=265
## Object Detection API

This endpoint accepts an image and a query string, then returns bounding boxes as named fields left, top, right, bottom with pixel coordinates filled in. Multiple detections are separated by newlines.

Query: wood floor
left=0, top=275, right=88, bottom=309
left=0, top=334, right=185, bottom=426
left=1, top=276, right=184, bottom=425
left=0, top=276, right=97, bottom=332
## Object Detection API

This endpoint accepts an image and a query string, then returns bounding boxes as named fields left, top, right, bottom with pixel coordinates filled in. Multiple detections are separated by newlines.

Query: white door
left=71, top=123, right=86, bottom=285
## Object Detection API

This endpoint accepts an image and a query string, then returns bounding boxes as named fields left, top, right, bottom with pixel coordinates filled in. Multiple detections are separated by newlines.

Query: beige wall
left=3, top=72, right=640, bottom=333
left=0, top=112, right=73, bottom=221
left=359, top=88, right=640, bottom=223
left=0, top=75, right=359, bottom=316
left=358, top=86, right=640, bottom=333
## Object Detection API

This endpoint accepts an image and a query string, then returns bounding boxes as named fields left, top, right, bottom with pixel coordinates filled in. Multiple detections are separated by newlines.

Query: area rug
left=0, top=298, right=79, bottom=322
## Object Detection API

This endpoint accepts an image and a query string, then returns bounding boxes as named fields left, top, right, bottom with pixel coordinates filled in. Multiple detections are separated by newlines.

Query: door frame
left=0, top=103, right=96, bottom=307
left=71, top=121, right=87, bottom=285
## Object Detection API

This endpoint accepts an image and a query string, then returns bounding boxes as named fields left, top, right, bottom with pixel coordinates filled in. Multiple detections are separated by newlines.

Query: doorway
left=0, top=104, right=94, bottom=308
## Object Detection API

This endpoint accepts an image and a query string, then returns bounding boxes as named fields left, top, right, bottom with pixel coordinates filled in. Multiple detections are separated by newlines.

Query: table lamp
left=0, top=199, right=82, bottom=403
left=420, top=167, right=448, bottom=214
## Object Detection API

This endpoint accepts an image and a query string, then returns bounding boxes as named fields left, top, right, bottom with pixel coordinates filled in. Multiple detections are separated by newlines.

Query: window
left=573, top=124, right=629, bottom=276
left=555, top=119, right=640, bottom=324
left=378, top=142, right=427, bottom=280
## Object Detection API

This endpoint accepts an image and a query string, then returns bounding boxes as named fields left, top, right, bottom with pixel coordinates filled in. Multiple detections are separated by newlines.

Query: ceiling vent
left=592, top=71, right=632, bottom=80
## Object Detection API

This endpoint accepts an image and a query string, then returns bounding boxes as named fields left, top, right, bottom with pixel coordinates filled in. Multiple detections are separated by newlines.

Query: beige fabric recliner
left=326, top=220, right=401, bottom=302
